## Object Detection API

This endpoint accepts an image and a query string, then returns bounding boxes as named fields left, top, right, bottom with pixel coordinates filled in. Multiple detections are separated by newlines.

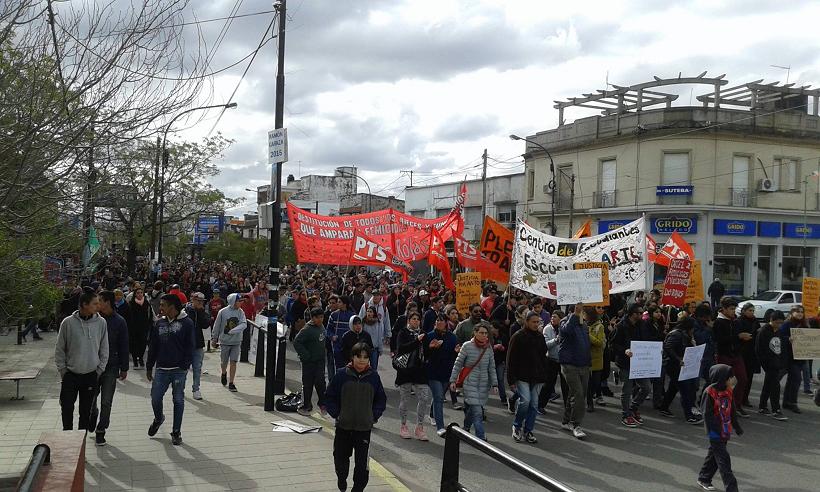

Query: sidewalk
left=0, top=330, right=406, bottom=491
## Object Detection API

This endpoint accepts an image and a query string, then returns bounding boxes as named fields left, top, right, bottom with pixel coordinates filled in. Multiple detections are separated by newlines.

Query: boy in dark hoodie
left=697, top=364, right=743, bottom=492
left=325, top=342, right=387, bottom=492
left=293, top=308, right=329, bottom=417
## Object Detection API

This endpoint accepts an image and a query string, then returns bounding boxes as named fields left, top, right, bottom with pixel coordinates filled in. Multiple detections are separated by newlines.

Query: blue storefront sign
left=783, top=223, right=820, bottom=239
left=651, top=216, right=698, bottom=234
left=714, top=219, right=755, bottom=236
left=757, top=222, right=781, bottom=237
left=656, top=185, right=694, bottom=196
left=597, top=219, right=636, bottom=234
left=194, top=216, right=225, bottom=244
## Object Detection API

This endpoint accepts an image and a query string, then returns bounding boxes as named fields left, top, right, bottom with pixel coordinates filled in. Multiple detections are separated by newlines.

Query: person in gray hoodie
left=55, top=288, right=109, bottom=431
left=211, top=293, right=248, bottom=392
left=359, top=291, right=391, bottom=369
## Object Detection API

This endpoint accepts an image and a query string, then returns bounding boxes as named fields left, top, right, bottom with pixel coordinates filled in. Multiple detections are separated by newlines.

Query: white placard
left=555, top=269, right=603, bottom=305
left=509, top=218, right=646, bottom=299
left=268, top=128, right=288, bottom=164
left=628, top=341, right=663, bottom=379
left=678, top=344, right=706, bottom=381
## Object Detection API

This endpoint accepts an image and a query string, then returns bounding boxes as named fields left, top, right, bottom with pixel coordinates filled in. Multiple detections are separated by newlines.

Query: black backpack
left=274, top=392, right=302, bottom=412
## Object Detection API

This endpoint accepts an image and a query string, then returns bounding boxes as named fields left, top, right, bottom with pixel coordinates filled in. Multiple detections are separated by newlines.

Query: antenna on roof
left=771, top=64, right=791, bottom=84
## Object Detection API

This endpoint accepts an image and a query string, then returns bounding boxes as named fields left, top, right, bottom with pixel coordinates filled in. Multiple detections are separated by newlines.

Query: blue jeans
left=371, top=350, right=380, bottom=371
left=191, top=348, right=204, bottom=392
left=428, top=380, right=447, bottom=430
left=463, top=403, right=485, bottom=439
left=22, top=320, right=39, bottom=339
left=801, top=361, right=812, bottom=392
left=513, top=381, right=543, bottom=433
left=151, top=369, right=187, bottom=433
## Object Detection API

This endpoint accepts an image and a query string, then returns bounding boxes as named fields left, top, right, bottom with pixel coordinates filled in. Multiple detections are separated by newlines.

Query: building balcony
left=730, top=188, right=756, bottom=207
left=594, top=190, right=616, bottom=208
left=556, top=194, right=573, bottom=211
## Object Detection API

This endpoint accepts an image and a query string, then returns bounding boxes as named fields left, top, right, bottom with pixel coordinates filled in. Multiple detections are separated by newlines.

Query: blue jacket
left=146, top=310, right=195, bottom=372
left=102, top=312, right=129, bottom=373
left=327, top=309, right=354, bottom=354
left=558, top=313, right=592, bottom=367
left=422, top=329, right=458, bottom=382
left=325, top=365, right=387, bottom=432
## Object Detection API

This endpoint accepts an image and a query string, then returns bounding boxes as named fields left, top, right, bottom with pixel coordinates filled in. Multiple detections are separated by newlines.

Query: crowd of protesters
left=47, top=254, right=820, bottom=492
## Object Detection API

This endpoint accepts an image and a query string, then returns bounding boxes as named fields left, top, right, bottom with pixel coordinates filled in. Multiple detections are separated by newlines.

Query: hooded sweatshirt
left=341, top=316, right=374, bottom=363
left=55, top=311, right=109, bottom=377
left=701, top=364, right=743, bottom=442
left=212, top=293, right=248, bottom=346
left=361, top=312, right=386, bottom=354
left=294, top=318, right=327, bottom=364
left=359, top=298, right=391, bottom=348
left=146, top=310, right=195, bottom=371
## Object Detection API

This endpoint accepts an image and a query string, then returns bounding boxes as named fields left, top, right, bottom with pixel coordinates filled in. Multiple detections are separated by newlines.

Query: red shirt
left=209, top=297, right=226, bottom=325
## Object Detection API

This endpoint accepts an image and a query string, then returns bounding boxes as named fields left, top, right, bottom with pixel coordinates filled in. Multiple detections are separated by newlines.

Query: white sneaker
left=428, top=416, right=436, bottom=426
left=572, top=426, right=587, bottom=439
left=193, top=390, right=202, bottom=400
left=561, top=422, right=574, bottom=431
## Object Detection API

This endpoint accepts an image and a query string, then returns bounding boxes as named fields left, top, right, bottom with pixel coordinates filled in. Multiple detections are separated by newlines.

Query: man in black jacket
left=658, top=318, right=701, bottom=424
left=755, top=310, right=788, bottom=420
left=90, top=291, right=129, bottom=446
left=707, top=278, right=726, bottom=311
left=507, top=312, right=548, bottom=444
left=186, top=293, right=211, bottom=401
left=713, top=297, right=750, bottom=417
left=611, top=304, right=652, bottom=428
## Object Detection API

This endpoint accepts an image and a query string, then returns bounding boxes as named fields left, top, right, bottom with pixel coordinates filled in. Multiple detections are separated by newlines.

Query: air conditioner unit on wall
left=758, top=178, right=777, bottom=192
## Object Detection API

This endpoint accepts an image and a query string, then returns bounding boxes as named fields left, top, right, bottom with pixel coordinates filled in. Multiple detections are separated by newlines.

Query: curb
left=282, top=387, right=412, bottom=492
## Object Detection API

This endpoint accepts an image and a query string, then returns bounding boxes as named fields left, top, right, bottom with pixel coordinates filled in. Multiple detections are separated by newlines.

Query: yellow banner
left=802, top=277, right=820, bottom=316
left=684, top=260, right=704, bottom=304
left=456, top=272, right=482, bottom=315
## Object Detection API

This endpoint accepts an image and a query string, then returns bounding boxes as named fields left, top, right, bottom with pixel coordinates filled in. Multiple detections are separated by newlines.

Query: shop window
left=757, top=245, right=771, bottom=294
left=782, top=245, right=807, bottom=291
left=714, top=243, right=747, bottom=295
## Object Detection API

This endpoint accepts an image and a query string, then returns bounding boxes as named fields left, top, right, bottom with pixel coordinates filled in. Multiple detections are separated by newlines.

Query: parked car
left=735, top=290, right=802, bottom=320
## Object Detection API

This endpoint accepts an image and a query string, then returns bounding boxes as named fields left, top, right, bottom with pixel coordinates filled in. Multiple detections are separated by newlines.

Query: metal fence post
left=240, top=324, right=250, bottom=362
left=274, top=334, right=287, bottom=394
left=254, top=327, right=266, bottom=377
left=17, top=320, right=23, bottom=345
left=440, top=424, right=461, bottom=492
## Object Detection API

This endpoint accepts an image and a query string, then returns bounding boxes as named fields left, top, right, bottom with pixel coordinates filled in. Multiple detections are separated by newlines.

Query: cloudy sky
left=167, top=0, right=820, bottom=214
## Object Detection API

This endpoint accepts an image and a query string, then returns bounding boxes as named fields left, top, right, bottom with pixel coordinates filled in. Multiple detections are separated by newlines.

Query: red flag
left=453, top=233, right=501, bottom=276
left=349, top=229, right=412, bottom=280
left=572, top=219, right=592, bottom=239
left=647, top=234, right=657, bottom=263
left=655, top=231, right=694, bottom=267
left=428, top=227, right=454, bottom=290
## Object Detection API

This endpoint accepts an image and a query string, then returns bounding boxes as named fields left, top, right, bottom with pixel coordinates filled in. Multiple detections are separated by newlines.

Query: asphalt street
left=282, top=346, right=820, bottom=492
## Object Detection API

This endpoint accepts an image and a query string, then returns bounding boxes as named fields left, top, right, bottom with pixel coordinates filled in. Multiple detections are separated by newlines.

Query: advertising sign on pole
left=268, top=128, right=288, bottom=164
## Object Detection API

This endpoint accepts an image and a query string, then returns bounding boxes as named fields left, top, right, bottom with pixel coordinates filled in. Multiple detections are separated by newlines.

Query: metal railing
left=594, top=190, right=616, bottom=208
left=440, top=424, right=575, bottom=492
left=730, top=187, right=755, bottom=207
left=17, top=444, right=50, bottom=492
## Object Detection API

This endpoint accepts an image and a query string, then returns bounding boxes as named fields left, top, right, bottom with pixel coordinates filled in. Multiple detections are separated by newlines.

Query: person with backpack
left=697, top=364, right=743, bottom=492
left=755, top=310, right=788, bottom=421
left=325, top=342, right=387, bottom=492
left=448, top=322, right=497, bottom=441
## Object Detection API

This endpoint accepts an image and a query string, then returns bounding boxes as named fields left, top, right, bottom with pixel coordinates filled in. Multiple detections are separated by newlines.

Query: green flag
left=82, top=226, right=101, bottom=266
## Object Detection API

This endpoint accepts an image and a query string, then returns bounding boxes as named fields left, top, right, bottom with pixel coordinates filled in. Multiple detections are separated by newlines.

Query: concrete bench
left=0, top=368, right=40, bottom=400
left=17, top=431, right=86, bottom=492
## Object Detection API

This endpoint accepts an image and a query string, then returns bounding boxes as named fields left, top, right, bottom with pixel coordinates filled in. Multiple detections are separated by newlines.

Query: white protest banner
left=791, top=328, right=820, bottom=360
left=510, top=217, right=646, bottom=299
left=629, top=341, right=663, bottom=379
left=555, top=269, right=603, bottom=305
left=678, top=344, right=706, bottom=381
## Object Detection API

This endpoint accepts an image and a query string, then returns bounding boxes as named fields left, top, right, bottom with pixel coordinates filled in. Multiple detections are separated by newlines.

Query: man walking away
left=90, top=291, right=129, bottom=446
left=325, top=342, right=387, bottom=492
left=146, top=294, right=195, bottom=446
left=293, top=308, right=329, bottom=417
left=186, top=292, right=211, bottom=400
left=55, top=288, right=109, bottom=431
left=211, top=293, right=248, bottom=392
left=707, top=278, right=725, bottom=312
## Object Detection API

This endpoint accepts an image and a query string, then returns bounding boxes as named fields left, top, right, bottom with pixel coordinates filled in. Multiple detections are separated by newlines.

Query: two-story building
left=404, top=173, right=524, bottom=241
left=520, top=73, right=820, bottom=296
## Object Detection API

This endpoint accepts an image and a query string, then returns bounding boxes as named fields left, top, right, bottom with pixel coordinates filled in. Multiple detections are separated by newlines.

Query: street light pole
left=337, top=169, right=372, bottom=213
left=510, top=134, right=556, bottom=234
left=156, top=102, right=237, bottom=267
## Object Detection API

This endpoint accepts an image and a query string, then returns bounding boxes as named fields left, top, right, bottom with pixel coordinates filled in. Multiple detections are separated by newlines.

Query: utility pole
left=149, top=137, right=161, bottom=263
left=401, top=169, right=414, bottom=187
left=568, top=173, right=576, bottom=236
left=83, top=139, right=95, bottom=266
left=265, top=0, right=286, bottom=411
left=481, top=149, right=488, bottom=219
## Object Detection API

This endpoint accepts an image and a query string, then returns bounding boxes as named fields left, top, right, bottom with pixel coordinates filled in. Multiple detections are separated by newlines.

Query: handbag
left=392, top=352, right=411, bottom=370
left=455, top=347, right=487, bottom=388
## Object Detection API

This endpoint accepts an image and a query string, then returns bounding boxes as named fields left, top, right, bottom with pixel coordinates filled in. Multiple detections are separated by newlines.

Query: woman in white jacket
left=449, top=323, right=497, bottom=441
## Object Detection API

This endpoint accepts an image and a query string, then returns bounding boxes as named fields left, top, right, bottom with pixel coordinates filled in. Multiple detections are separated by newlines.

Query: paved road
left=283, top=346, right=820, bottom=492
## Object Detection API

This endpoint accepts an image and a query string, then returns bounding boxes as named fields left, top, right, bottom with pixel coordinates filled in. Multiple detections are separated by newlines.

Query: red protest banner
left=287, top=187, right=464, bottom=265
left=349, top=229, right=412, bottom=279
left=661, top=258, right=692, bottom=307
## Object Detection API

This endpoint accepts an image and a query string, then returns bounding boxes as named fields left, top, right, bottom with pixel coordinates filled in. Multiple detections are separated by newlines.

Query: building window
left=782, top=245, right=807, bottom=291
left=497, top=206, right=516, bottom=224
left=435, top=208, right=450, bottom=217
left=757, top=245, right=771, bottom=294
left=776, top=158, right=800, bottom=191
left=557, top=164, right=573, bottom=210
left=527, top=170, right=535, bottom=200
left=410, top=210, right=425, bottom=218
left=598, top=159, right=616, bottom=207
left=714, top=243, right=747, bottom=295
left=465, top=206, right=482, bottom=227
left=731, top=155, right=750, bottom=206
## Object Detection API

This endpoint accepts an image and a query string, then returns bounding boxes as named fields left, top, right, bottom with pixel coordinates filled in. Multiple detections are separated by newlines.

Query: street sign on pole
left=268, top=128, right=288, bottom=164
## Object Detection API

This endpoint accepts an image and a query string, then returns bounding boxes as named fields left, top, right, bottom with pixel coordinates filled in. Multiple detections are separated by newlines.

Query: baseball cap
left=419, top=289, right=429, bottom=296
left=191, top=292, right=205, bottom=300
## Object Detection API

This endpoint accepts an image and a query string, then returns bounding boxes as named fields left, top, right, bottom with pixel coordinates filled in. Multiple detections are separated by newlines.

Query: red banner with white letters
left=288, top=183, right=466, bottom=265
